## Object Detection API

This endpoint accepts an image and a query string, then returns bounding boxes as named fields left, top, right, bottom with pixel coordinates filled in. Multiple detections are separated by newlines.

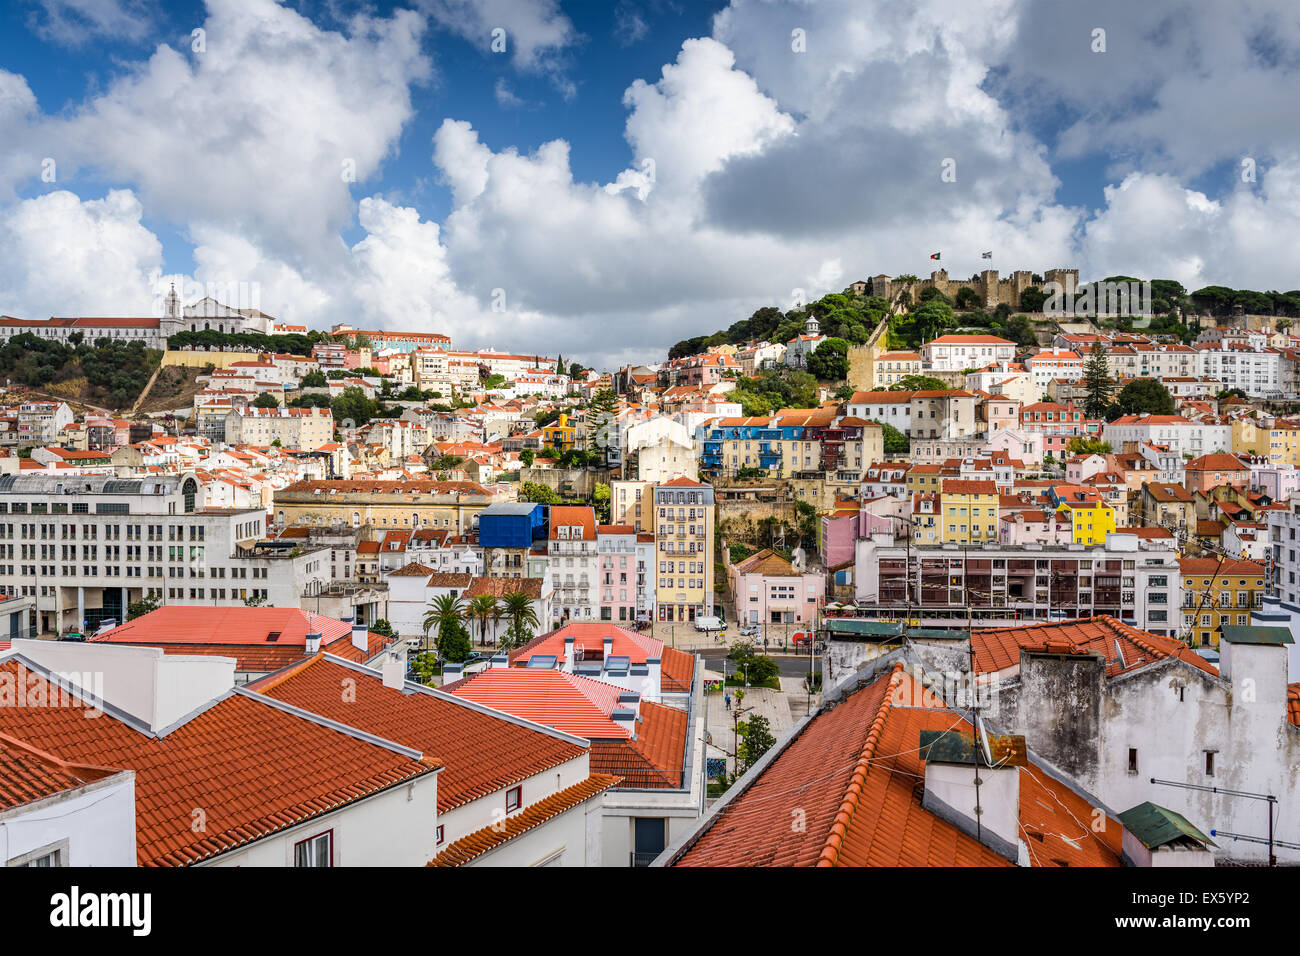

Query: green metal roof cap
left=1117, top=801, right=1217, bottom=850
left=821, top=619, right=903, bottom=638
left=1219, top=625, right=1294, bottom=646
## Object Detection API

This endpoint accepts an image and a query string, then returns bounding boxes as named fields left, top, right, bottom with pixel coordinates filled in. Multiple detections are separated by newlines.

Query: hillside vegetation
left=0, top=332, right=161, bottom=409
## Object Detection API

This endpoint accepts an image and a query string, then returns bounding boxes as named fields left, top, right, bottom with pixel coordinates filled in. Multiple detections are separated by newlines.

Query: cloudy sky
left=1, top=0, right=1298, bottom=369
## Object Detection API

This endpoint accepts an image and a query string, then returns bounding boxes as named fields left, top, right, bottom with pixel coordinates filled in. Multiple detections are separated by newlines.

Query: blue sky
left=1, top=1, right=1298, bottom=368
left=3, top=0, right=732, bottom=276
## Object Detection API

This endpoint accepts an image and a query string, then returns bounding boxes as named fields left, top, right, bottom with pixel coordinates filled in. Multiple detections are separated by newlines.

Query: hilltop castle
left=850, top=268, right=1080, bottom=312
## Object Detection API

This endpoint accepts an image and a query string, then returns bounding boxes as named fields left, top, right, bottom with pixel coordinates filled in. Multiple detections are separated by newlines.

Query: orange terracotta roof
left=0, top=660, right=438, bottom=866
left=250, top=655, right=585, bottom=812
left=1289, top=684, right=1299, bottom=729
left=428, top=774, right=620, bottom=866
left=674, top=663, right=1121, bottom=868
left=0, top=732, right=121, bottom=811
left=971, top=616, right=1219, bottom=679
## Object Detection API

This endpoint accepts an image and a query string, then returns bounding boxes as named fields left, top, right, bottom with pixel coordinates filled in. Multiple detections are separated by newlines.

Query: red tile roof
left=449, top=668, right=629, bottom=738
left=428, top=774, right=620, bottom=866
left=1289, top=684, right=1299, bottom=729
left=509, top=622, right=695, bottom=693
left=971, top=616, right=1219, bottom=679
left=90, top=606, right=391, bottom=672
left=0, top=660, right=438, bottom=866
left=672, top=663, right=1120, bottom=867
left=249, top=655, right=585, bottom=812
left=0, top=733, right=121, bottom=811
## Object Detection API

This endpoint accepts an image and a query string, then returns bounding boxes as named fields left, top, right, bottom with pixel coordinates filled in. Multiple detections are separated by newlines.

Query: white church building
left=0, top=285, right=275, bottom=350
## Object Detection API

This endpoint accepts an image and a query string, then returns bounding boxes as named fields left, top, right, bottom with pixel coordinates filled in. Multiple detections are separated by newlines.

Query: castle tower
left=804, top=313, right=820, bottom=336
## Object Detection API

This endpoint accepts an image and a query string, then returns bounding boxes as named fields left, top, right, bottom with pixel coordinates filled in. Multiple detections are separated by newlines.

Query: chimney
left=305, top=632, right=322, bottom=654
left=352, top=621, right=370, bottom=654
left=441, top=662, right=464, bottom=684
left=489, top=652, right=509, bottom=669
left=381, top=648, right=406, bottom=690
left=617, top=691, right=641, bottom=719
left=1219, top=625, right=1292, bottom=725
left=611, top=708, right=637, bottom=738
left=564, top=635, right=575, bottom=670
left=920, top=729, right=1027, bottom=862
left=645, top=656, right=662, bottom=701
left=602, top=635, right=613, bottom=661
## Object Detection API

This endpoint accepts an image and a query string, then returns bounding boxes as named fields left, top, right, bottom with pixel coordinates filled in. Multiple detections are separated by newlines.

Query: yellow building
left=541, top=413, right=577, bottom=452
left=1178, top=557, right=1266, bottom=648
left=273, top=479, right=494, bottom=533
left=938, top=479, right=999, bottom=544
left=1231, top=417, right=1300, bottom=465
left=905, top=464, right=945, bottom=497
left=649, top=476, right=716, bottom=623
left=1056, top=498, right=1115, bottom=545
left=868, top=350, right=923, bottom=388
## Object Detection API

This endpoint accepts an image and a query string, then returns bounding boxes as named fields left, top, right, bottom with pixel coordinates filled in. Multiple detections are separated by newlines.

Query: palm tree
left=501, top=592, right=540, bottom=652
left=490, top=597, right=506, bottom=648
left=422, top=593, right=465, bottom=656
left=468, top=594, right=498, bottom=647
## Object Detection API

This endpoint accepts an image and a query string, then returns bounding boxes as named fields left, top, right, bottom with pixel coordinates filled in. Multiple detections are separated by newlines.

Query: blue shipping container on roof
left=478, top=502, right=547, bottom=549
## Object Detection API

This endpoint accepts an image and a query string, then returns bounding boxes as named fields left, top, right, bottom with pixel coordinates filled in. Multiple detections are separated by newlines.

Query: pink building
left=1184, top=453, right=1250, bottom=495
left=1019, top=401, right=1102, bottom=458
left=998, top=509, right=1072, bottom=545
left=729, top=549, right=824, bottom=626
left=596, top=524, right=639, bottom=624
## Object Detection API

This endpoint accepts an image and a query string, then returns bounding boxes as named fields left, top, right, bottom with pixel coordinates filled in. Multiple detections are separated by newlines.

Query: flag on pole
left=929, top=252, right=941, bottom=260
left=981, top=250, right=993, bottom=259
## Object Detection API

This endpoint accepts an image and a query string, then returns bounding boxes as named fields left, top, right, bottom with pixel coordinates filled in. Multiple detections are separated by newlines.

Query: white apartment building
left=549, top=506, right=599, bottom=624
left=1103, top=414, right=1231, bottom=459
left=17, top=402, right=74, bottom=445
left=1024, top=351, right=1083, bottom=390
left=1194, top=344, right=1284, bottom=398
left=921, top=334, right=1015, bottom=371
left=225, top=406, right=334, bottom=450
left=0, top=473, right=329, bottom=636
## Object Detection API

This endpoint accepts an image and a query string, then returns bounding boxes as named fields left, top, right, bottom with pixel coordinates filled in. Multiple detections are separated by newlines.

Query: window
left=506, top=786, right=522, bottom=814
left=6, top=839, right=67, bottom=867
left=1204, top=751, right=1215, bottom=777
left=435, top=825, right=445, bottom=846
left=1127, top=748, right=1138, bottom=774
left=294, top=831, right=333, bottom=867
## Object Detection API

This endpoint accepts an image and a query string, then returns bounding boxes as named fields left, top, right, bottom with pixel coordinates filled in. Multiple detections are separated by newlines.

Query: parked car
left=739, top=625, right=760, bottom=637
left=694, top=615, right=723, bottom=632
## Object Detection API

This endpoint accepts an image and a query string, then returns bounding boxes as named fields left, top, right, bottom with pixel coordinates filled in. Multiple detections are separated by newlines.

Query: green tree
left=1115, top=377, right=1175, bottom=417
left=888, top=374, right=948, bottom=392
left=873, top=420, right=910, bottom=454
left=409, top=652, right=439, bottom=685
left=1082, top=341, right=1114, bottom=419
left=519, top=448, right=535, bottom=467
left=593, top=482, right=611, bottom=523
left=520, top=481, right=561, bottom=504
left=370, top=618, right=394, bottom=638
left=300, top=369, right=327, bottom=387
left=127, top=593, right=161, bottom=621
left=423, top=593, right=472, bottom=663
left=737, top=714, right=777, bottom=773
left=1066, top=437, right=1113, bottom=456
left=331, top=386, right=380, bottom=428
left=467, top=594, right=499, bottom=647
left=807, top=337, right=850, bottom=381
left=502, top=592, right=540, bottom=650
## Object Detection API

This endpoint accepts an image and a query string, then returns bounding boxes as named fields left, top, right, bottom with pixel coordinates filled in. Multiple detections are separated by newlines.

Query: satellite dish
left=976, top=714, right=993, bottom=767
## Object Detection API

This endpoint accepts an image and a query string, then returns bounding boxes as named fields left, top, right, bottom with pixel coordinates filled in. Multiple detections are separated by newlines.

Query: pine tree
left=1082, top=340, right=1113, bottom=419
